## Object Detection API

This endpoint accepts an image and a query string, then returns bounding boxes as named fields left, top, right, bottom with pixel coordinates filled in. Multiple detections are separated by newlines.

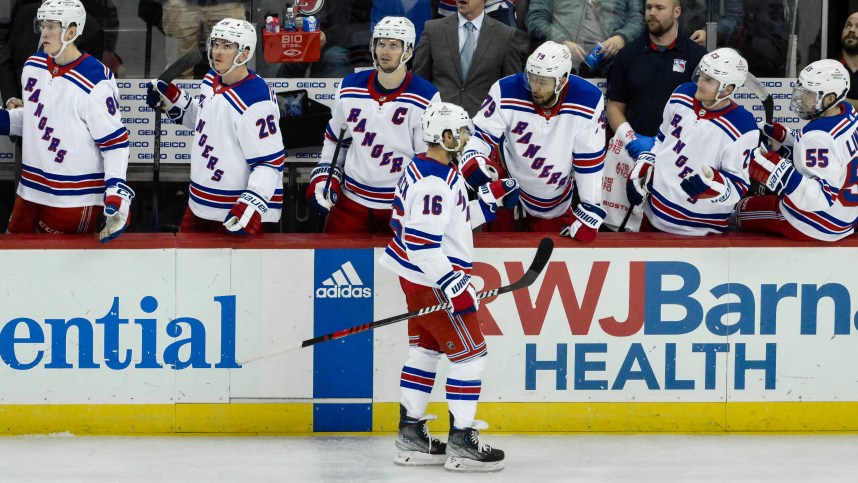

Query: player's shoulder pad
left=801, top=103, right=858, bottom=141
left=406, top=155, right=460, bottom=189
left=674, top=81, right=698, bottom=97
left=230, top=72, right=277, bottom=110
left=498, top=73, right=530, bottom=102
left=562, top=75, right=603, bottom=110
left=721, top=103, right=759, bottom=136
left=340, top=70, right=374, bottom=90
left=404, top=72, right=439, bottom=100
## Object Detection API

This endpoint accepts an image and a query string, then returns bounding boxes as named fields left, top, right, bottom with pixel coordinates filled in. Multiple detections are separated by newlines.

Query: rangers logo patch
left=673, top=59, right=687, bottom=73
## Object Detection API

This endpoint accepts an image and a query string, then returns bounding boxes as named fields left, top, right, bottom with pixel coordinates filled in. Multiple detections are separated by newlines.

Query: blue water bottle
left=303, top=15, right=318, bottom=32
left=282, top=7, right=297, bottom=32
left=584, top=43, right=605, bottom=70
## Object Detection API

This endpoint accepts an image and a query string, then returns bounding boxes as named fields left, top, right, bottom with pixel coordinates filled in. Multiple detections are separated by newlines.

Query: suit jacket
left=412, top=13, right=520, bottom=117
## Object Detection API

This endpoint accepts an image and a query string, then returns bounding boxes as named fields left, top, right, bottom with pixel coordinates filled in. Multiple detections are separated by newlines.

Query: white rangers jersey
left=318, top=70, right=440, bottom=210
left=778, top=103, right=858, bottom=241
left=644, top=82, right=758, bottom=235
left=380, top=154, right=488, bottom=288
left=0, top=52, right=129, bottom=207
left=463, top=73, right=606, bottom=220
left=178, top=70, right=285, bottom=222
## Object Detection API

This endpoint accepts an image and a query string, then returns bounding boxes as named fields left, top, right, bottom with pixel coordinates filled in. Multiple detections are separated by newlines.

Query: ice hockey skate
left=393, top=405, right=447, bottom=466
left=444, top=413, right=504, bottom=472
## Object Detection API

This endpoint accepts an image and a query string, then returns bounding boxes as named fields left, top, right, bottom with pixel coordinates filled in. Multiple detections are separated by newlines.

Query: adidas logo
left=315, top=261, right=372, bottom=299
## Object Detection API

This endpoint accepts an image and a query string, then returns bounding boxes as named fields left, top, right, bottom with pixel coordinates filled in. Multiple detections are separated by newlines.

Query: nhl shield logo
left=295, top=0, right=324, bottom=15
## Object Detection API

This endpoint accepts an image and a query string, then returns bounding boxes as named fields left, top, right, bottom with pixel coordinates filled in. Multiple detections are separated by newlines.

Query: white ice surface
left=1, top=434, right=857, bottom=482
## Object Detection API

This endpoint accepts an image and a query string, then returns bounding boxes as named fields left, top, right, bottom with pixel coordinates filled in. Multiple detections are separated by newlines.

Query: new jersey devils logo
left=295, top=0, right=324, bottom=14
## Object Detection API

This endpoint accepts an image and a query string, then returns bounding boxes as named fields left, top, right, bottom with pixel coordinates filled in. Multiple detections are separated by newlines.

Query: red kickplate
left=262, top=30, right=321, bottom=63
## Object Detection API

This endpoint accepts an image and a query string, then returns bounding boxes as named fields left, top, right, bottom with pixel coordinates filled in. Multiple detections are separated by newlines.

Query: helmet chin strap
left=211, top=50, right=248, bottom=77
left=48, top=28, right=79, bottom=60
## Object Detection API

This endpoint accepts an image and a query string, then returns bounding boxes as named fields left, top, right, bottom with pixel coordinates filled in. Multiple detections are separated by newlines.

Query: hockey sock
left=399, top=346, right=441, bottom=419
left=446, top=355, right=486, bottom=428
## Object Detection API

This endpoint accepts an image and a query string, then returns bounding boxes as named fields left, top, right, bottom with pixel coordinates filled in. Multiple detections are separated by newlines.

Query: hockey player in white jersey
left=305, top=17, right=442, bottom=234
left=626, top=48, right=758, bottom=235
left=736, top=59, right=858, bottom=241
left=146, top=19, right=284, bottom=236
left=379, top=103, right=519, bottom=472
left=0, top=0, right=132, bottom=242
left=460, top=40, right=607, bottom=241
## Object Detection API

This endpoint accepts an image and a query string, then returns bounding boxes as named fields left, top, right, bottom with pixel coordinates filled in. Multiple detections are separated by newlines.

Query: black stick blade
left=158, top=50, right=204, bottom=83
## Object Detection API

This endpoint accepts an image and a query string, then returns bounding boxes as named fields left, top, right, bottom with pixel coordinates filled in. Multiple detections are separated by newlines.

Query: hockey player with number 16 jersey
left=380, top=103, right=519, bottom=472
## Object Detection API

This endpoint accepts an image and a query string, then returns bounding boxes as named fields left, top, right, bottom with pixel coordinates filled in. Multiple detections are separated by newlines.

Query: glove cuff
left=439, top=270, right=469, bottom=299
left=310, top=164, right=343, bottom=183
left=573, top=202, right=606, bottom=230
left=238, top=190, right=269, bottom=215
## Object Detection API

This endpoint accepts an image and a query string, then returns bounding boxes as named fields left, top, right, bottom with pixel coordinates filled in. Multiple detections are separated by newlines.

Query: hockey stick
left=618, top=193, right=648, bottom=232
left=150, top=49, right=203, bottom=232
left=237, top=237, right=554, bottom=364
left=316, top=123, right=348, bottom=232
left=743, top=73, right=774, bottom=196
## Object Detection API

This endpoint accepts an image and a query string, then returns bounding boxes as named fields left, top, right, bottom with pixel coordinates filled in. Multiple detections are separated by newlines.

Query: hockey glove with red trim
left=749, top=147, right=801, bottom=196
left=680, top=165, right=732, bottom=202
left=223, top=190, right=267, bottom=236
left=561, top=202, right=606, bottom=243
left=460, top=152, right=499, bottom=189
left=626, top=152, right=654, bottom=206
left=146, top=79, right=192, bottom=122
left=762, top=122, right=797, bottom=147
left=99, top=182, right=134, bottom=243
left=306, top=164, right=342, bottom=216
left=440, top=271, right=478, bottom=316
left=477, top=178, right=520, bottom=221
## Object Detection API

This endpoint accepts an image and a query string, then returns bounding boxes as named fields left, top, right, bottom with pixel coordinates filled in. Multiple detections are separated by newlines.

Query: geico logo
left=123, top=118, right=150, bottom=124
left=315, top=93, right=335, bottom=100
left=119, top=106, right=131, bottom=112
left=175, top=130, right=196, bottom=136
left=138, top=153, right=169, bottom=159
left=0, top=152, right=13, bottom=158
left=137, top=129, right=167, bottom=136
left=295, top=152, right=322, bottom=158
left=138, top=82, right=150, bottom=89
left=751, top=104, right=763, bottom=111
left=762, top=81, right=783, bottom=88
left=733, top=93, right=753, bottom=99
left=333, top=82, right=340, bottom=88
left=297, top=82, right=326, bottom=88
left=139, top=106, right=153, bottom=112
left=771, top=94, right=790, bottom=99
left=117, top=82, right=132, bottom=88
left=120, top=94, right=149, bottom=101
left=774, top=117, right=800, bottom=123
left=315, top=286, right=372, bottom=298
left=175, top=82, right=201, bottom=89
left=129, top=141, right=149, bottom=148
left=160, top=141, right=186, bottom=148
left=176, top=154, right=191, bottom=160
left=268, top=81, right=290, bottom=88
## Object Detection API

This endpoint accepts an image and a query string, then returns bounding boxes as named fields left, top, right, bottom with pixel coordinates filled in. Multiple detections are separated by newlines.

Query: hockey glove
left=626, top=152, right=654, bottom=206
left=441, top=271, right=478, bottom=316
left=223, top=190, right=267, bottom=236
left=460, top=151, right=499, bottom=189
left=749, top=147, right=801, bottom=196
left=99, top=182, right=134, bottom=243
left=680, top=165, right=732, bottom=202
left=763, top=122, right=798, bottom=147
left=306, top=164, right=342, bottom=216
left=477, top=178, right=520, bottom=221
left=146, top=79, right=192, bottom=122
left=561, top=202, right=606, bottom=243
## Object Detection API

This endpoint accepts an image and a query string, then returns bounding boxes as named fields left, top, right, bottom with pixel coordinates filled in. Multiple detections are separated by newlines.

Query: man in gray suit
left=412, top=0, right=520, bottom=117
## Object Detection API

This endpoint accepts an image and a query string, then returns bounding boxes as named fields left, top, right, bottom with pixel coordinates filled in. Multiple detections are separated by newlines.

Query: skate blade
left=444, top=456, right=504, bottom=472
left=394, top=450, right=447, bottom=466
